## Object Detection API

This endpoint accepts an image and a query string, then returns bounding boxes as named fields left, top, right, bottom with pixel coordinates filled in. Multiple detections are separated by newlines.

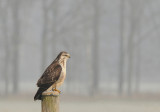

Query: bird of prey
left=34, top=51, right=70, bottom=100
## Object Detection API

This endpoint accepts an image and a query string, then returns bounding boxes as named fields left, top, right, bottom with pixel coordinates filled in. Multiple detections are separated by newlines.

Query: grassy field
left=1, top=96, right=160, bottom=112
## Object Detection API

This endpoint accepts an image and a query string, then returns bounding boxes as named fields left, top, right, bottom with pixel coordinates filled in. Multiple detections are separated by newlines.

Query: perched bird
left=34, top=51, right=70, bottom=100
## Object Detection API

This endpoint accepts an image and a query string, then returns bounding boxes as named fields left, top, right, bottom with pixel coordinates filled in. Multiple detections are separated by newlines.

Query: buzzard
left=34, top=51, right=70, bottom=100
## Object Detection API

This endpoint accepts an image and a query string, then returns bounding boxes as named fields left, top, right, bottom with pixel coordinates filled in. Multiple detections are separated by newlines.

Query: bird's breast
left=56, top=68, right=66, bottom=87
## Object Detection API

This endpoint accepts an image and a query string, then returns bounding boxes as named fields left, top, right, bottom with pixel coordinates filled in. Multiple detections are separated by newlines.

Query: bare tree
left=118, top=0, right=125, bottom=95
left=127, top=0, right=141, bottom=95
left=51, top=0, right=58, bottom=54
left=91, top=0, right=100, bottom=95
left=41, top=0, right=48, bottom=71
left=134, top=0, right=158, bottom=93
left=1, top=0, right=10, bottom=95
left=135, top=45, right=141, bottom=93
left=134, top=1, right=144, bottom=93
left=10, top=0, right=20, bottom=94
left=127, top=0, right=135, bottom=95
left=41, top=0, right=58, bottom=71
left=50, top=0, right=59, bottom=59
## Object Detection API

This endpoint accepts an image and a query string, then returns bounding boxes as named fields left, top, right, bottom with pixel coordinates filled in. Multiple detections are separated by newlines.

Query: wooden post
left=41, top=91, right=60, bottom=112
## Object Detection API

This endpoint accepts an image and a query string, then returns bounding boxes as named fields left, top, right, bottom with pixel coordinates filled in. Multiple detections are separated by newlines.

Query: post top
left=42, top=91, right=60, bottom=97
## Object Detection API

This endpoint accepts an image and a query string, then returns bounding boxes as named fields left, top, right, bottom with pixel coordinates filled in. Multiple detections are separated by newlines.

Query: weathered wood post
left=41, top=91, right=60, bottom=112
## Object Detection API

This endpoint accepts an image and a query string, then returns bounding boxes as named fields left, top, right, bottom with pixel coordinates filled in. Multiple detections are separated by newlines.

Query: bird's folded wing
left=36, top=64, right=62, bottom=88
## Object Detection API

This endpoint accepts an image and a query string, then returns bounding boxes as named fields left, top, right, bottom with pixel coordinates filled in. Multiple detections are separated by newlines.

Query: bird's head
left=57, top=51, right=70, bottom=61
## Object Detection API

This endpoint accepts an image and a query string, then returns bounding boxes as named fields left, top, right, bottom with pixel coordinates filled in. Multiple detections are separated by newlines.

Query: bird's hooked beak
left=67, top=54, right=71, bottom=58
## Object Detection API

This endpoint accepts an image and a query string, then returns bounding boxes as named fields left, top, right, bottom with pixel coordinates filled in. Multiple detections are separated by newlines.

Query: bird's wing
left=37, top=64, right=62, bottom=88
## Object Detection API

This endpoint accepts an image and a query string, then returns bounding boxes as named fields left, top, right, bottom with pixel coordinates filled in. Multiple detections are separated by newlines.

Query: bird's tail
left=34, top=87, right=47, bottom=101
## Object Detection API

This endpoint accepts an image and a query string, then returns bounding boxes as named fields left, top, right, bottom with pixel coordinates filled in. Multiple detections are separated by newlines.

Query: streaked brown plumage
left=34, top=51, right=70, bottom=100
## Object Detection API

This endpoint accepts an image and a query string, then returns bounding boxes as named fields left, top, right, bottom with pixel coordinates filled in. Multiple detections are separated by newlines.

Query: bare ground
left=1, top=96, right=160, bottom=112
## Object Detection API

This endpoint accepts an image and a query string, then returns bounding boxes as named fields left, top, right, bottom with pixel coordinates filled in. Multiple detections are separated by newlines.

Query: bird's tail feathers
left=34, top=87, right=46, bottom=101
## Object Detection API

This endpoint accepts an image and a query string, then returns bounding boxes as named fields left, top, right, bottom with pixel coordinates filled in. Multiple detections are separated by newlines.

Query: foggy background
left=0, top=0, right=160, bottom=112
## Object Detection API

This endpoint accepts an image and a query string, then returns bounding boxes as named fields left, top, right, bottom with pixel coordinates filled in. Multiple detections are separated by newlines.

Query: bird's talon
left=53, top=89, right=61, bottom=93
